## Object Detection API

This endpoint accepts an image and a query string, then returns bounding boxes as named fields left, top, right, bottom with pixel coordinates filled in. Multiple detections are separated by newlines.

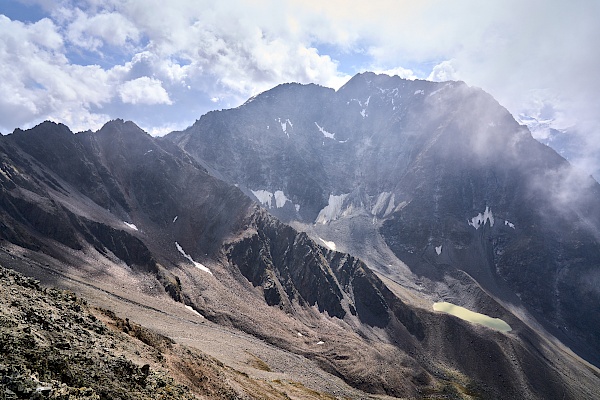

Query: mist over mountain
left=1, top=72, right=600, bottom=399
left=520, top=115, right=600, bottom=182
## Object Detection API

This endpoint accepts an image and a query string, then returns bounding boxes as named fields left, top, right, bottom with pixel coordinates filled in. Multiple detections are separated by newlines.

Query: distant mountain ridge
left=0, top=72, right=599, bottom=398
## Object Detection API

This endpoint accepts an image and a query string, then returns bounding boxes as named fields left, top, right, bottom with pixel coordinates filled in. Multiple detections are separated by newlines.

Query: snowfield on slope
left=175, top=242, right=212, bottom=274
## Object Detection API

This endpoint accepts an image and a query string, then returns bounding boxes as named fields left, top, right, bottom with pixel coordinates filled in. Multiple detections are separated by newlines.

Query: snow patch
left=172, top=216, right=178, bottom=223
left=315, top=122, right=347, bottom=142
left=316, top=194, right=349, bottom=224
left=428, top=88, right=443, bottom=97
left=372, top=192, right=395, bottom=217
left=175, top=242, right=212, bottom=275
left=243, top=94, right=258, bottom=105
left=274, top=190, right=288, bottom=208
left=364, top=96, right=371, bottom=106
left=279, top=118, right=293, bottom=135
left=319, top=238, right=337, bottom=251
left=316, top=341, right=324, bottom=345
left=315, top=122, right=335, bottom=139
left=144, top=150, right=153, bottom=155
left=505, top=220, right=515, bottom=229
left=295, top=204, right=301, bottom=212
left=251, top=189, right=273, bottom=208
left=185, top=305, right=204, bottom=318
left=123, top=222, right=138, bottom=231
left=385, top=196, right=396, bottom=216
left=252, top=189, right=296, bottom=210
left=435, top=245, right=442, bottom=255
left=277, top=118, right=293, bottom=138
left=468, top=206, right=495, bottom=229
left=360, top=109, right=367, bottom=118
left=414, top=89, right=425, bottom=95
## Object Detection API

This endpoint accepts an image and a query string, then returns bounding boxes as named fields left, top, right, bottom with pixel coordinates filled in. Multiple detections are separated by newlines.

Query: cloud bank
left=0, top=0, right=598, bottom=175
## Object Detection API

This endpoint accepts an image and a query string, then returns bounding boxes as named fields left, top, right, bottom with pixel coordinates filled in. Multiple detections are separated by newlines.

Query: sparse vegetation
left=244, top=351, right=272, bottom=372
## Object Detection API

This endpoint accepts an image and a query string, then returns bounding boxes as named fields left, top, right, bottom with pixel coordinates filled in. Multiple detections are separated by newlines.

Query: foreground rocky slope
left=1, top=264, right=377, bottom=400
left=0, top=266, right=222, bottom=399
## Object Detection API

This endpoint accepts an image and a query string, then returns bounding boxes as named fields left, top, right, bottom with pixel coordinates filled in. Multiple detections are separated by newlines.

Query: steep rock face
left=227, top=208, right=395, bottom=323
left=168, top=74, right=476, bottom=222
left=168, top=72, right=600, bottom=366
left=8, top=122, right=130, bottom=214
left=229, top=221, right=347, bottom=318
left=83, top=120, right=252, bottom=257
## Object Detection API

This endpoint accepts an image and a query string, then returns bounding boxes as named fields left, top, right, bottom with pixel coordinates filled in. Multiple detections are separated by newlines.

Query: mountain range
left=1, top=72, right=599, bottom=399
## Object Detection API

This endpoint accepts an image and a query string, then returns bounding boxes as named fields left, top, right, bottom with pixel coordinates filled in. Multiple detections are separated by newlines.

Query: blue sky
left=0, top=0, right=598, bottom=176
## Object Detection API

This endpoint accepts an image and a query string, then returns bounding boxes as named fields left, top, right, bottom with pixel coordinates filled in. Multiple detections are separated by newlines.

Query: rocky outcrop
left=227, top=208, right=424, bottom=332
left=0, top=265, right=195, bottom=400
left=9, top=122, right=130, bottom=214
left=228, top=209, right=346, bottom=318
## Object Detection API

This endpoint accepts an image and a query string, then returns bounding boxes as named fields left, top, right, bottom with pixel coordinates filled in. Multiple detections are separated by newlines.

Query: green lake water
left=433, top=302, right=512, bottom=332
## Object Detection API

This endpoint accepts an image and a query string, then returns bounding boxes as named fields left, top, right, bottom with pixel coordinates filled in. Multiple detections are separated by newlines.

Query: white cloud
left=118, top=76, right=172, bottom=105
left=65, top=8, right=140, bottom=51
left=370, top=66, right=417, bottom=81
left=48, top=108, right=110, bottom=133
left=143, top=120, right=194, bottom=137
left=26, top=16, right=63, bottom=49
left=0, top=15, right=114, bottom=132
left=428, top=61, right=458, bottom=82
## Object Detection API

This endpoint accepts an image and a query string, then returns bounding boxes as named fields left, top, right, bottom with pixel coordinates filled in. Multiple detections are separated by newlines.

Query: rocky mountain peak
left=12, top=120, right=72, bottom=136
left=98, top=118, right=144, bottom=133
left=94, top=119, right=152, bottom=146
